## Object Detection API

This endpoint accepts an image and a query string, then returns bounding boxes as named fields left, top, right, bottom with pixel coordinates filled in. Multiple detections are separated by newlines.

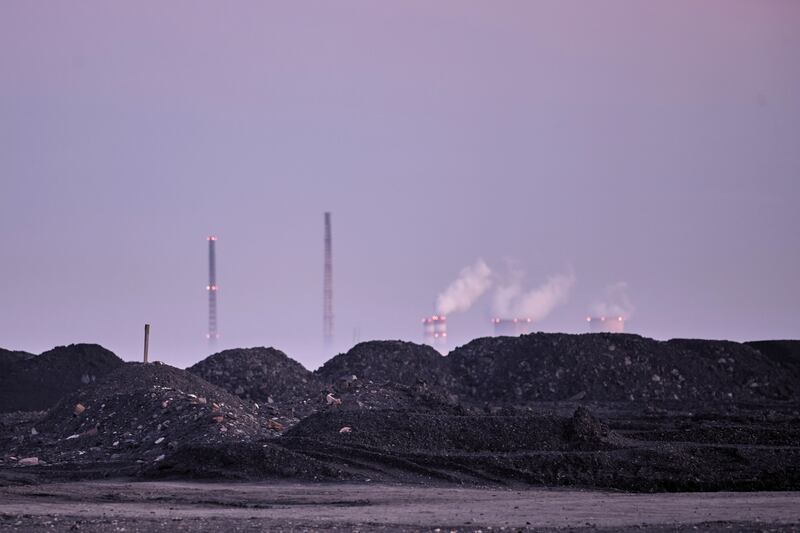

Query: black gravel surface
left=1, top=334, right=799, bottom=492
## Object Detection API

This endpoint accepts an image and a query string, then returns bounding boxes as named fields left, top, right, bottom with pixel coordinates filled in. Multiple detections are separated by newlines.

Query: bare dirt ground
left=1, top=481, right=799, bottom=532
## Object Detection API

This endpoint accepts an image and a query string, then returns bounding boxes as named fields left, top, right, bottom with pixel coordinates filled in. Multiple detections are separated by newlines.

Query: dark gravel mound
left=746, top=340, right=800, bottom=376
left=187, top=347, right=322, bottom=417
left=0, top=348, right=34, bottom=366
left=142, top=442, right=348, bottom=481
left=448, top=333, right=797, bottom=405
left=280, top=407, right=800, bottom=490
left=5, top=363, right=273, bottom=469
left=0, top=344, right=124, bottom=412
left=0, top=348, right=35, bottom=377
left=3, top=334, right=798, bottom=491
left=284, top=406, right=622, bottom=453
left=329, top=381, right=462, bottom=413
left=316, top=341, right=455, bottom=390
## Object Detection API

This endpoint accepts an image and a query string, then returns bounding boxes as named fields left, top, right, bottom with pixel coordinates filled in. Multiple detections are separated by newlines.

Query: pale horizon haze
left=1, top=1, right=798, bottom=369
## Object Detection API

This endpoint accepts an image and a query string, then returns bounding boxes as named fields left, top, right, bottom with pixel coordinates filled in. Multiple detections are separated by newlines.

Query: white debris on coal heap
left=5, top=363, right=275, bottom=469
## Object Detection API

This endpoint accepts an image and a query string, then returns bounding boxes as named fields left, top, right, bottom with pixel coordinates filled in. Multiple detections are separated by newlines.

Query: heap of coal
left=447, top=333, right=798, bottom=404
left=3, top=363, right=274, bottom=470
left=316, top=340, right=456, bottom=391
left=0, top=348, right=34, bottom=376
left=143, top=441, right=347, bottom=481
left=0, top=348, right=34, bottom=366
left=2, top=333, right=798, bottom=491
left=0, top=344, right=124, bottom=412
left=328, top=381, right=462, bottom=413
left=285, top=406, right=621, bottom=455
left=746, top=340, right=800, bottom=378
left=187, top=347, right=323, bottom=418
left=279, top=405, right=800, bottom=491
left=272, top=406, right=623, bottom=485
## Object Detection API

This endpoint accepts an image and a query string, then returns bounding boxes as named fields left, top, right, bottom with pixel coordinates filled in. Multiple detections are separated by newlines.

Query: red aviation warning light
left=492, top=318, right=534, bottom=337
left=586, top=316, right=625, bottom=333
left=422, top=315, right=448, bottom=353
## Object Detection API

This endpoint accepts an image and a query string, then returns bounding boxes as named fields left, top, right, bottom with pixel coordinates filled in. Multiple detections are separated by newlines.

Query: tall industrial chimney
left=323, top=213, right=333, bottom=350
left=207, top=236, right=218, bottom=345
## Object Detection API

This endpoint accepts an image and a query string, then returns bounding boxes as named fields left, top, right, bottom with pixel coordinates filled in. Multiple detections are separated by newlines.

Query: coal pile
left=280, top=406, right=800, bottom=491
left=447, top=333, right=798, bottom=405
left=746, top=340, right=800, bottom=379
left=0, top=348, right=34, bottom=367
left=188, top=347, right=323, bottom=418
left=284, top=406, right=622, bottom=454
left=1, top=333, right=798, bottom=492
left=0, top=348, right=34, bottom=379
left=324, top=380, right=462, bottom=414
left=0, top=344, right=124, bottom=412
left=143, top=442, right=348, bottom=481
left=3, top=363, right=274, bottom=470
left=316, top=340, right=456, bottom=391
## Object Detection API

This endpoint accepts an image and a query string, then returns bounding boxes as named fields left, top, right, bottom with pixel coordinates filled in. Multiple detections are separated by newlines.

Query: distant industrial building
left=586, top=316, right=625, bottom=333
left=422, top=315, right=447, bottom=351
left=492, top=318, right=534, bottom=337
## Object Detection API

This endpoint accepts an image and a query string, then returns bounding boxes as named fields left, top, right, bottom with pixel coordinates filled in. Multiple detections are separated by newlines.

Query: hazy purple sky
left=2, top=1, right=798, bottom=369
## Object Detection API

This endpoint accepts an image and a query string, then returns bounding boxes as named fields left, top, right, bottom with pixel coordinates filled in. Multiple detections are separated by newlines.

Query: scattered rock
left=266, top=419, right=284, bottom=432
left=326, top=393, right=342, bottom=406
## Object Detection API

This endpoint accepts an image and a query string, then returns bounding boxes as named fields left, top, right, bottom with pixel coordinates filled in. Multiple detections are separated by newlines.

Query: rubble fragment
left=326, top=393, right=342, bottom=406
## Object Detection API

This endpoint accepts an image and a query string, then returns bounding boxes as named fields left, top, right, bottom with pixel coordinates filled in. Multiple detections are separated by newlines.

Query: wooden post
left=143, top=323, right=150, bottom=364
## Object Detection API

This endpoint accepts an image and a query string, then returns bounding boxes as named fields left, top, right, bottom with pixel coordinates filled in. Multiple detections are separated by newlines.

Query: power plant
left=587, top=315, right=625, bottom=333
left=199, top=225, right=631, bottom=349
left=492, top=317, right=534, bottom=336
left=206, top=235, right=219, bottom=345
left=323, top=212, right=334, bottom=351
left=422, top=315, right=447, bottom=351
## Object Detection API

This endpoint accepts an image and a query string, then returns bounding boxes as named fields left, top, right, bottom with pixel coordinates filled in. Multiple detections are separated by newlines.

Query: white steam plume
left=590, top=282, right=634, bottom=319
left=436, top=259, right=493, bottom=316
left=493, top=268, right=576, bottom=321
